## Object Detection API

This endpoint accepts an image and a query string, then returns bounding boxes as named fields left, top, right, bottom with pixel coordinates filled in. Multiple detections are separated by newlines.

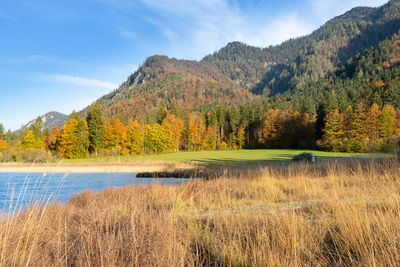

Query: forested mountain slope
left=92, top=0, right=400, bottom=123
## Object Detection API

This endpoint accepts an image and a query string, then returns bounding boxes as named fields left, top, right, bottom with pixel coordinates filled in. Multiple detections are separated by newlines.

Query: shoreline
left=0, top=162, right=194, bottom=173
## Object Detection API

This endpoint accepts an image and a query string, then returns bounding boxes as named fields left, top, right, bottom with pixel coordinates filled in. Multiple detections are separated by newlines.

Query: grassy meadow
left=62, top=149, right=374, bottom=166
left=0, top=157, right=399, bottom=265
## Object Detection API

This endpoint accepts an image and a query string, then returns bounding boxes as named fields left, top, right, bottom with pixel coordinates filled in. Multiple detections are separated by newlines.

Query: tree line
left=0, top=100, right=399, bottom=162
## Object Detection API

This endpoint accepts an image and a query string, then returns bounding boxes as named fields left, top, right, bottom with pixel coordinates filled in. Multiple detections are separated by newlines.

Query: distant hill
left=85, top=0, right=400, bottom=123
left=24, top=111, right=68, bottom=131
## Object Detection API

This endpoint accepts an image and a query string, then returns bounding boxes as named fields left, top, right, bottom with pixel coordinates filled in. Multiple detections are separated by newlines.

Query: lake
left=0, top=173, right=190, bottom=215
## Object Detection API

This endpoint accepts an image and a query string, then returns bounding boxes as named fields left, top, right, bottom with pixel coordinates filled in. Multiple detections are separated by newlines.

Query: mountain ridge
left=26, top=0, right=400, bottom=128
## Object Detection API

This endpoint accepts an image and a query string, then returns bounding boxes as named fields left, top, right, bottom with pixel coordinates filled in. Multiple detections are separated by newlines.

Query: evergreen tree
left=30, top=117, right=43, bottom=140
left=315, top=104, right=326, bottom=141
left=156, top=102, right=167, bottom=124
left=73, top=119, right=89, bottom=158
left=0, top=124, right=4, bottom=140
left=87, top=103, right=105, bottom=156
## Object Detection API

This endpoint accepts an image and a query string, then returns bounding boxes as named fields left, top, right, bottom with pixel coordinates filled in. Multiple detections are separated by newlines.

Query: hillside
left=24, top=111, right=68, bottom=131
left=90, top=0, right=400, bottom=123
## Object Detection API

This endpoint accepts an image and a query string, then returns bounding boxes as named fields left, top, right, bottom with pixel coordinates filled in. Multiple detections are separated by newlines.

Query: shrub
left=292, top=152, right=316, bottom=162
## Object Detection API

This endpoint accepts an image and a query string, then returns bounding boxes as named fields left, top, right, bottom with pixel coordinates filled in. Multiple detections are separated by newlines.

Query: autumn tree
left=22, top=130, right=44, bottom=150
left=44, top=126, right=60, bottom=151
left=379, top=105, right=399, bottom=138
left=105, top=119, right=128, bottom=155
left=262, top=109, right=280, bottom=147
left=87, top=102, right=105, bottom=156
left=236, top=125, right=245, bottom=149
left=57, top=116, right=89, bottom=159
left=366, top=103, right=382, bottom=141
left=126, top=120, right=143, bottom=155
left=203, top=127, right=216, bottom=150
left=187, top=113, right=205, bottom=151
left=323, top=109, right=344, bottom=152
left=0, top=139, right=10, bottom=152
left=162, top=112, right=184, bottom=152
left=29, top=117, right=43, bottom=141
left=144, top=123, right=168, bottom=153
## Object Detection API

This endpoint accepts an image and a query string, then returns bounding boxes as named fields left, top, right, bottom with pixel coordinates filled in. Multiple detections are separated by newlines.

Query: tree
left=87, top=103, right=105, bottom=156
left=236, top=125, right=245, bottom=149
left=144, top=123, right=168, bottom=153
left=379, top=105, right=399, bottom=138
left=347, top=102, right=367, bottom=141
left=366, top=103, right=382, bottom=141
left=323, top=109, right=344, bottom=151
left=104, top=119, right=128, bottom=155
left=0, top=124, right=4, bottom=140
left=57, top=118, right=79, bottom=158
left=162, top=112, right=184, bottom=152
left=30, top=117, right=43, bottom=140
left=156, top=102, right=167, bottom=124
left=45, top=126, right=60, bottom=151
left=57, top=116, right=89, bottom=159
left=262, top=109, right=280, bottom=147
left=126, top=121, right=143, bottom=155
left=73, top=119, right=89, bottom=158
left=187, top=113, right=205, bottom=151
left=22, top=130, right=44, bottom=150
left=0, top=139, right=10, bottom=152
left=315, top=104, right=326, bottom=141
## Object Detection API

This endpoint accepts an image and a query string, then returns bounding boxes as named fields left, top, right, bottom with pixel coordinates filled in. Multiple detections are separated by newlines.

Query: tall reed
left=0, top=157, right=399, bottom=266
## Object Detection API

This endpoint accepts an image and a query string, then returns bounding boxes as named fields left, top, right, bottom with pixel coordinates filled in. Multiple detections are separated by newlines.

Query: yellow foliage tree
left=126, top=120, right=143, bottom=155
left=22, top=130, right=44, bottom=150
left=57, top=118, right=78, bottom=158
left=162, top=112, right=184, bottom=152
left=187, top=113, right=205, bottom=151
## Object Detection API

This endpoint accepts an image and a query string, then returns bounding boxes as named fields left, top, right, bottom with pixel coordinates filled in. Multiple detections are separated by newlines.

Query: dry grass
left=0, top=161, right=193, bottom=173
left=1, top=158, right=400, bottom=266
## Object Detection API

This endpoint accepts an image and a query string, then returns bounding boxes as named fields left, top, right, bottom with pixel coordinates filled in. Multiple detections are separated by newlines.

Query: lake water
left=0, top=173, right=190, bottom=215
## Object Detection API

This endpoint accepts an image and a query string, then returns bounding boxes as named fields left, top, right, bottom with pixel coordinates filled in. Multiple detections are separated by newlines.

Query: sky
left=0, top=0, right=389, bottom=130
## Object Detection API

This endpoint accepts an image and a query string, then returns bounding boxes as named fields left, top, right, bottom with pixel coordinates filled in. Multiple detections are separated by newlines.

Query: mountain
left=86, top=0, right=400, bottom=124
left=24, top=111, right=68, bottom=131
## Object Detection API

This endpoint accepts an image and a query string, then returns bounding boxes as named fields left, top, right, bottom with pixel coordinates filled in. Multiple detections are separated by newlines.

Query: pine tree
left=30, top=117, right=43, bottom=140
left=0, top=124, right=4, bottom=140
left=87, top=103, right=105, bottom=156
left=73, top=119, right=89, bottom=158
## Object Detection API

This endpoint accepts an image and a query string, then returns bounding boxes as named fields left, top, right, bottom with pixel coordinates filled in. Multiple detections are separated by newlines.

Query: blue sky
left=0, top=0, right=388, bottom=130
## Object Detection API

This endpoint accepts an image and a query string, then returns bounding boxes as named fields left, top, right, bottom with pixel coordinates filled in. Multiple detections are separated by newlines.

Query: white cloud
left=135, top=0, right=315, bottom=59
left=36, top=74, right=118, bottom=90
left=106, top=0, right=390, bottom=60
left=308, top=0, right=389, bottom=21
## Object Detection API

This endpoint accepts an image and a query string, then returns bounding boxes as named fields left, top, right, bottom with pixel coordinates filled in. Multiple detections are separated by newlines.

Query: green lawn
left=63, top=149, right=378, bottom=166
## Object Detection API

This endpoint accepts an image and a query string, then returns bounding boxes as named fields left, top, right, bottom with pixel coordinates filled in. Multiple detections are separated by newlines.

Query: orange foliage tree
left=104, top=119, right=128, bottom=155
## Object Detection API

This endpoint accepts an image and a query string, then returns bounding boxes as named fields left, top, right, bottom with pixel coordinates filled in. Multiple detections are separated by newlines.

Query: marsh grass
left=0, top=157, right=400, bottom=265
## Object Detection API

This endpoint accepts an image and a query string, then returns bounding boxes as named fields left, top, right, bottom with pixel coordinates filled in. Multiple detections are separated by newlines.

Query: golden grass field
left=0, top=161, right=193, bottom=173
left=0, top=157, right=400, bottom=266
